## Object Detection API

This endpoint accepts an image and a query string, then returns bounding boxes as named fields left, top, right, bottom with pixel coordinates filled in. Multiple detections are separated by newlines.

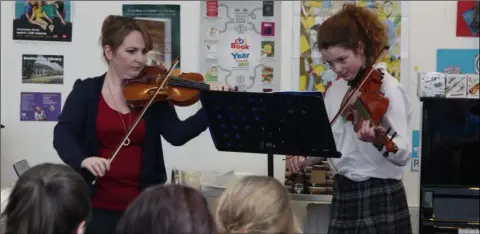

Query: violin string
left=169, top=77, right=204, bottom=86
left=169, top=80, right=206, bottom=89
left=170, top=80, right=200, bottom=87
left=168, top=78, right=209, bottom=90
left=175, top=78, right=210, bottom=89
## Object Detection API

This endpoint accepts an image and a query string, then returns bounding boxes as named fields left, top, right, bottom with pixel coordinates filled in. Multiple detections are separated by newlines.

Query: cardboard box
left=417, top=72, right=446, bottom=98
left=310, top=170, right=327, bottom=185
left=445, top=74, right=468, bottom=98
left=467, top=74, right=480, bottom=99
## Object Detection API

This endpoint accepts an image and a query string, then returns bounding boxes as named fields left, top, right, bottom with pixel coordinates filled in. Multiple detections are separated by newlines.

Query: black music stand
left=199, top=91, right=341, bottom=177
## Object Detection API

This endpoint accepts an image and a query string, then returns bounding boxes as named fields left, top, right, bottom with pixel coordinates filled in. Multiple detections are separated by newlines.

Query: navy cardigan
left=53, top=73, right=209, bottom=192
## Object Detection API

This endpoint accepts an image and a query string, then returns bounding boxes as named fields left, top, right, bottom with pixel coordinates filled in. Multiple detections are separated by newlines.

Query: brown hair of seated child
left=1, top=163, right=90, bottom=234
left=116, top=184, right=216, bottom=234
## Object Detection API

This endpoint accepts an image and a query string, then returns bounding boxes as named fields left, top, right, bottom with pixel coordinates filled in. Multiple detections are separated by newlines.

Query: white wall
left=1, top=1, right=478, bottom=208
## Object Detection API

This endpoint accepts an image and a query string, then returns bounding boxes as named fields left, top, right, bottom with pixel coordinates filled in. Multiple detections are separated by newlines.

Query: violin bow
left=92, top=57, right=181, bottom=185
left=329, top=48, right=389, bottom=126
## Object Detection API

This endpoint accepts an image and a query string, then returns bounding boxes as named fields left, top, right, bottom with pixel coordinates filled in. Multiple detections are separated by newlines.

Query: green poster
left=123, top=4, right=181, bottom=68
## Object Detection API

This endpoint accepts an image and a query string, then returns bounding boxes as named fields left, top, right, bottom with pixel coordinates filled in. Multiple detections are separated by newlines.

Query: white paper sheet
left=458, top=228, right=480, bottom=234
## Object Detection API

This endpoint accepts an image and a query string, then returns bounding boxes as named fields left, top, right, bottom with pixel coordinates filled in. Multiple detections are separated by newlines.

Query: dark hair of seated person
left=0, top=163, right=91, bottom=234
left=116, top=184, right=216, bottom=234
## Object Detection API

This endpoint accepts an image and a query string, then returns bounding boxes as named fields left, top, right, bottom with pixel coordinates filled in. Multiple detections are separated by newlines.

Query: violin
left=123, top=63, right=222, bottom=108
left=330, top=47, right=399, bottom=153
left=92, top=57, right=230, bottom=185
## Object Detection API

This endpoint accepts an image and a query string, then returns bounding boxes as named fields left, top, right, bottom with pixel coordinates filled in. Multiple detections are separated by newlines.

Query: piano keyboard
left=458, top=228, right=480, bottom=234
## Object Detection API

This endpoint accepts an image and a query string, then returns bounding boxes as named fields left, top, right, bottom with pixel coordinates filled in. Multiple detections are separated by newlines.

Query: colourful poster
left=13, top=0, right=72, bottom=42
left=123, top=4, right=180, bottom=69
left=22, top=54, right=64, bottom=84
left=298, top=1, right=402, bottom=93
left=199, top=1, right=282, bottom=93
left=436, top=49, right=479, bottom=74
left=456, top=1, right=479, bottom=37
left=20, top=92, right=61, bottom=121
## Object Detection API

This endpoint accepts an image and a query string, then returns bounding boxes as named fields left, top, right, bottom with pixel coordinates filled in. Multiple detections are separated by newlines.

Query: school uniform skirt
left=328, top=175, right=412, bottom=234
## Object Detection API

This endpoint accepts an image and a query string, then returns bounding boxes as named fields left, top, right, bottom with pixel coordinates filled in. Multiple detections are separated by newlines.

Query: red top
left=90, top=95, right=146, bottom=211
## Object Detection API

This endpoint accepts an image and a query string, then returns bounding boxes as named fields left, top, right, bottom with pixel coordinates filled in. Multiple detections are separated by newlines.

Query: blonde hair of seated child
left=215, top=175, right=302, bottom=234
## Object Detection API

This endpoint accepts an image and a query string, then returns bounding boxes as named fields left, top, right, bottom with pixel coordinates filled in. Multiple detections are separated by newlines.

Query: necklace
left=106, top=81, right=132, bottom=146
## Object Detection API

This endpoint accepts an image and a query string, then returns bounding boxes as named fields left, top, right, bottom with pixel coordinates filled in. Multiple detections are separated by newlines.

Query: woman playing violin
left=288, top=4, right=412, bottom=234
left=53, top=15, right=230, bottom=234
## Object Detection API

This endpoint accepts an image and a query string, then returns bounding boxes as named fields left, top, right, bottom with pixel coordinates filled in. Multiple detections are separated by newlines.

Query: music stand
left=199, top=91, right=341, bottom=177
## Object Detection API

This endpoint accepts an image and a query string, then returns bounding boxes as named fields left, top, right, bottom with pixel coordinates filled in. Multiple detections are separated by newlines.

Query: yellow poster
left=298, top=0, right=402, bottom=93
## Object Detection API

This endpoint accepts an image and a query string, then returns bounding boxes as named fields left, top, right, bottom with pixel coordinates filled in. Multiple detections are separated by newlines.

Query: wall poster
left=199, top=1, right=282, bottom=92
left=298, top=1, right=402, bottom=93
left=13, top=0, right=72, bottom=42
left=123, top=4, right=180, bottom=68
left=22, top=54, right=64, bottom=84
left=20, top=92, right=61, bottom=121
left=456, top=1, right=479, bottom=37
left=436, top=49, right=479, bottom=74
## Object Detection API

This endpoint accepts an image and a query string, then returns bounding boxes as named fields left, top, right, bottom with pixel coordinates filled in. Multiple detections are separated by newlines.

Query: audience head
left=215, top=175, right=302, bottom=233
left=316, top=4, right=388, bottom=81
left=1, top=163, right=90, bottom=234
left=116, top=184, right=216, bottom=234
left=99, top=15, right=153, bottom=80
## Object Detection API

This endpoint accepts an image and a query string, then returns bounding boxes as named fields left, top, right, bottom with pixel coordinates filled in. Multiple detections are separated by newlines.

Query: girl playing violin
left=288, top=4, right=412, bottom=234
left=53, top=15, right=231, bottom=234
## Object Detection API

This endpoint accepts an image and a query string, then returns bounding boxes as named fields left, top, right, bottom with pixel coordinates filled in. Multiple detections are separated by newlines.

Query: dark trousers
left=85, top=208, right=123, bottom=234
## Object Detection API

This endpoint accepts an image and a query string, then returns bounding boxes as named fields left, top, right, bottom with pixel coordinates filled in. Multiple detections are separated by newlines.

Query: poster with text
left=199, top=1, right=282, bottom=92
left=298, top=1, right=402, bottom=93
left=456, top=1, right=479, bottom=37
left=20, top=92, right=61, bottom=121
left=123, top=4, right=180, bottom=68
left=436, top=49, right=479, bottom=74
left=22, top=54, right=64, bottom=84
left=126, top=18, right=166, bottom=67
left=13, top=0, right=72, bottom=42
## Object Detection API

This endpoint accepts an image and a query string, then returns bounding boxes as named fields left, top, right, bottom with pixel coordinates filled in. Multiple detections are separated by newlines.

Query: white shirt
left=310, top=63, right=412, bottom=182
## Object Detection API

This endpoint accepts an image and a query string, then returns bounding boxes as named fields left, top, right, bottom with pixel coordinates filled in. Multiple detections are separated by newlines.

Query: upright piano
left=419, top=98, right=480, bottom=233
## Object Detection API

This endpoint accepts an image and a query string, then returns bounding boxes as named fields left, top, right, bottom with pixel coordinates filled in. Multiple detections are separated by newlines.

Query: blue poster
left=20, top=92, right=61, bottom=121
left=436, top=49, right=479, bottom=74
left=411, top=130, right=420, bottom=172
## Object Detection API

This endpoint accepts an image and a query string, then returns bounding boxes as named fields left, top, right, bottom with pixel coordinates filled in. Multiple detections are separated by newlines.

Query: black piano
left=420, top=98, right=480, bottom=233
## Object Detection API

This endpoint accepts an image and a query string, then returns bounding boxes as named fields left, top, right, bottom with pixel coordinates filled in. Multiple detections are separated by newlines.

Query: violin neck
left=353, top=99, right=369, bottom=120
left=353, top=100, right=399, bottom=153
left=168, top=77, right=210, bottom=90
